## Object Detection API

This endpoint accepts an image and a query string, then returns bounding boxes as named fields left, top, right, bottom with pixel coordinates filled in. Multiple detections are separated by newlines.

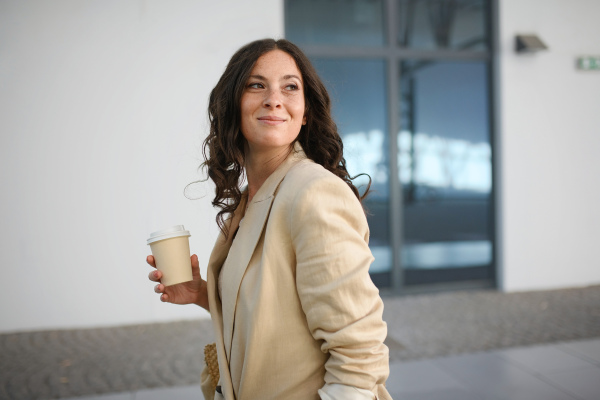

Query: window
left=286, top=0, right=494, bottom=292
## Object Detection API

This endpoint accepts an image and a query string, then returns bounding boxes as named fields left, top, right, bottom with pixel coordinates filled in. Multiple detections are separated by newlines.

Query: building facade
left=1, top=0, right=599, bottom=332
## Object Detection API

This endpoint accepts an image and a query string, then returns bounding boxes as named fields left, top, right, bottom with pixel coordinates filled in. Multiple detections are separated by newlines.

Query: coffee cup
left=147, top=225, right=193, bottom=286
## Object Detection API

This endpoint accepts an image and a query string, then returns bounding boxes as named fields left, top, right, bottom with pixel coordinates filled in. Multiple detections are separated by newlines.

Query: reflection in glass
left=286, top=0, right=386, bottom=47
left=397, top=0, right=488, bottom=50
left=398, top=131, right=491, bottom=192
left=312, top=59, right=391, bottom=277
left=399, top=60, right=492, bottom=272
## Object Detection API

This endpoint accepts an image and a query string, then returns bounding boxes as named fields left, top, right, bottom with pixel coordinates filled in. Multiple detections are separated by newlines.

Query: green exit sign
left=577, top=56, right=600, bottom=70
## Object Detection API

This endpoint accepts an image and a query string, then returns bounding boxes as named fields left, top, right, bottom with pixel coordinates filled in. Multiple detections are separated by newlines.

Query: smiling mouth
left=258, top=116, right=286, bottom=125
left=258, top=116, right=286, bottom=121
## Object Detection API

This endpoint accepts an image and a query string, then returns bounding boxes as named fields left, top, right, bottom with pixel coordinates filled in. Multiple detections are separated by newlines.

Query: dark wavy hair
left=202, top=38, right=370, bottom=237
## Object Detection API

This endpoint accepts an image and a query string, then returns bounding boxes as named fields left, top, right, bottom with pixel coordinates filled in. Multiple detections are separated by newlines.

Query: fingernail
left=154, top=271, right=158, bottom=278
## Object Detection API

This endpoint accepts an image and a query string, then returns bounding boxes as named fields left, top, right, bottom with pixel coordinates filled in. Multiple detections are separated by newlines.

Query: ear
left=302, top=116, right=307, bottom=125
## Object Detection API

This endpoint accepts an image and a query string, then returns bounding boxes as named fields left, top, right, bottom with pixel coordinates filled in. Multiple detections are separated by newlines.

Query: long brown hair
left=203, top=38, right=370, bottom=237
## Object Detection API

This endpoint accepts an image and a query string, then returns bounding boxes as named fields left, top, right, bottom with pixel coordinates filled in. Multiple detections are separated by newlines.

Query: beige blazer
left=203, top=144, right=391, bottom=400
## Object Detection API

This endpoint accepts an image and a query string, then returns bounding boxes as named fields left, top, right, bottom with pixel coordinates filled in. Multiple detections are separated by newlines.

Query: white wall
left=498, top=0, right=600, bottom=291
left=3, top=0, right=599, bottom=333
left=0, top=0, right=283, bottom=333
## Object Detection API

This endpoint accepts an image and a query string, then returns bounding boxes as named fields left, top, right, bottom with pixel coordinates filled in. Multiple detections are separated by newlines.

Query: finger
left=146, top=255, right=157, bottom=268
left=160, top=293, right=169, bottom=302
left=191, top=254, right=201, bottom=277
left=154, top=283, right=164, bottom=294
left=148, top=270, right=162, bottom=282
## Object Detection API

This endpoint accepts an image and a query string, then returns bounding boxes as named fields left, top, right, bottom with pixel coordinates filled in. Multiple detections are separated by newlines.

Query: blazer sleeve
left=289, top=173, right=390, bottom=397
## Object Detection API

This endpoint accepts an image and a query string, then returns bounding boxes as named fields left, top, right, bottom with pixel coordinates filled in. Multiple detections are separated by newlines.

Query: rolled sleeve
left=319, top=383, right=376, bottom=400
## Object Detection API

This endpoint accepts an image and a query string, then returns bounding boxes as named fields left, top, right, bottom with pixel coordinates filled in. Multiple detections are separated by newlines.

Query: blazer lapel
left=206, top=201, right=245, bottom=399
left=221, top=143, right=308, bottom=362
left=221, top=194, right=273, bottom=362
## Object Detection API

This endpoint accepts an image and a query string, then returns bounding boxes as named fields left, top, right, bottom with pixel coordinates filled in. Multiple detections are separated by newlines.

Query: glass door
left=399, top=60, right=494, bottom=286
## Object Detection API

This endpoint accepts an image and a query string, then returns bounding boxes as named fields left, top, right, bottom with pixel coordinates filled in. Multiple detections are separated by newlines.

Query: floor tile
left=436, top=352, right=540, bottom=390
left=560, top=339, right=600, bottom=365
left=435, top=352, right=577, bottom=399
left=496, top=344, right=596, bottom=374
left=387, top=359, right=465, bottom=394
left=388, top=387, right=502, bottom=400
left=133, top=385, right=203, bottom=400
left=543, top=366, right=600, bottom=400
left=55, top=393, right=133, bottom=400
left=485, top=382, right=578, bottom=400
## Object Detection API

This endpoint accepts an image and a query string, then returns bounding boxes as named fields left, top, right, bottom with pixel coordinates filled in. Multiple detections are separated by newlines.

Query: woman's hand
left=146, top=254, right=210, bottom=311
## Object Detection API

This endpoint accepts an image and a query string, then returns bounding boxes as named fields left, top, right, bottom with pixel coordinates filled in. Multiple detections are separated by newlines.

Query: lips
left=258, top=116, right=286, bottom=121
left=257, top=116, right=286, bottom=125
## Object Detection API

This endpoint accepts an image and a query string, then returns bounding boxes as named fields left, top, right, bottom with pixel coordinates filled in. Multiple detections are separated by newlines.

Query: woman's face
left=240, top=50, right=306, bottom=156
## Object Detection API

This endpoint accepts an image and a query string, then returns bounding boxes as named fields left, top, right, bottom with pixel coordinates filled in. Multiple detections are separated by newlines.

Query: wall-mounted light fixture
left=515, top=34, right=548, bottom=53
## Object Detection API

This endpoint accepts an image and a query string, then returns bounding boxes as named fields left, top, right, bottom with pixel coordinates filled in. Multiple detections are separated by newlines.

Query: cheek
left=240, top=93, right=261, bottom=117
left=240, top=97, right=251, bottom=119
left=293, top=99, right=306, bottom=118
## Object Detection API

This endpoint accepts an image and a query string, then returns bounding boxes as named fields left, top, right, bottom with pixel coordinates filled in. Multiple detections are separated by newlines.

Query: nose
left=263, top=88, right=282, bottom=109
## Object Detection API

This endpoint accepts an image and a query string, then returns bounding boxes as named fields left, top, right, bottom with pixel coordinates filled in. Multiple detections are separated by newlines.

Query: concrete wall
left=497, top=0, right=600, bottom=291
left=0, top=0, right=283, bottom=332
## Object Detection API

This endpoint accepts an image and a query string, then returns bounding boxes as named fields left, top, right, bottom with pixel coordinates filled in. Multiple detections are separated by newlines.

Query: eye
left=248, top=82, right=264, bottom=89
left=285, top=83, right=299, bottom=91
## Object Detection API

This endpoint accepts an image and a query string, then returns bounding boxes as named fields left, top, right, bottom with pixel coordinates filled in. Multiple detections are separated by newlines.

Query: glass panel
left=397, top=0, right=488, bottom=50
left=286, top=0, right=386, bottom=47
left=399, top=60, right=492, bottom=273
left=312, top=58, right=392, bottom=280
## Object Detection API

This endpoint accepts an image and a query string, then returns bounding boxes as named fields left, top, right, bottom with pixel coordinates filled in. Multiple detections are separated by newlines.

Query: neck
left=245, top=144, right=293, bottom=203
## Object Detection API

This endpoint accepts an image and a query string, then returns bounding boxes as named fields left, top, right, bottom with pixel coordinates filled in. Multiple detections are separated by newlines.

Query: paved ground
left=57, top=338, right=600, bottom=400
left=2, top=285, right=599, bottom=399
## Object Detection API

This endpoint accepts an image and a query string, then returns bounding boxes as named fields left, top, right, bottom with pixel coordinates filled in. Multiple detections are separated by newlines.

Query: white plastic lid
left=147, top=225, right=191, bottom=245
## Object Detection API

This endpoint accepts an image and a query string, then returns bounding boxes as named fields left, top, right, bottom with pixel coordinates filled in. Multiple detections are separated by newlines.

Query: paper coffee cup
left=147, top=225, right=193, bottom=286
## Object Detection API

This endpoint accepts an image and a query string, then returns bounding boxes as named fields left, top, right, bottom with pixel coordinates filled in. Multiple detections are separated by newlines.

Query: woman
left=147, top=39, right=391, bottom=400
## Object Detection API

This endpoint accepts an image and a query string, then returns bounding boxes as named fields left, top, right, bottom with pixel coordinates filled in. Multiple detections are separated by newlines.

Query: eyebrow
left=248, top=74, right=302, bottom=81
